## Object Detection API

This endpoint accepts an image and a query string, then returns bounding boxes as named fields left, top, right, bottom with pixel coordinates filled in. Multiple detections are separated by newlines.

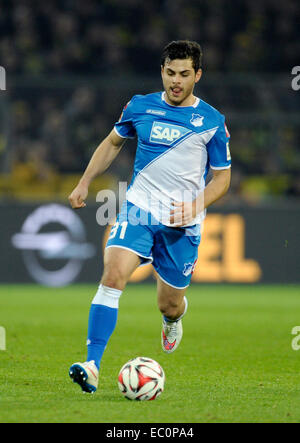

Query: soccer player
left=68, top=40, right=231, bottom=393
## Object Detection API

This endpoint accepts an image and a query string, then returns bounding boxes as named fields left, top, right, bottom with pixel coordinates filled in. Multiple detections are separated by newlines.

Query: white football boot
left=69, top=360, right=99, bottom=393
left=161, top=296, right=187, bottom=353
left=161, top=319, right=183, bottom=353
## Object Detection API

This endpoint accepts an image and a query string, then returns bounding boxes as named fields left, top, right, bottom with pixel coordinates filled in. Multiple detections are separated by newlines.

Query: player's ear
left=195, top=69, right=202, bottom=83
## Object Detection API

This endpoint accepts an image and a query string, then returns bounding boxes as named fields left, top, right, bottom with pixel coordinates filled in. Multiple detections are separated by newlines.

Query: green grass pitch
left=0, top=283, right=300, bottom=423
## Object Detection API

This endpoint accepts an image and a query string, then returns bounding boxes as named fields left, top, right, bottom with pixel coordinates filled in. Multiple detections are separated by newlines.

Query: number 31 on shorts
left=109, top=221, right=128, bottom=240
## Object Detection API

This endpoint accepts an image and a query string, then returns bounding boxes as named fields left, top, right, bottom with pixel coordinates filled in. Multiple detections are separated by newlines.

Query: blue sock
left=86, top=285, right=122, bottom=370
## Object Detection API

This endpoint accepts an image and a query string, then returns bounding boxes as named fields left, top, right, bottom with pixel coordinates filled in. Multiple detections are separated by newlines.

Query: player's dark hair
left=161, top=40, right=203, bottom=72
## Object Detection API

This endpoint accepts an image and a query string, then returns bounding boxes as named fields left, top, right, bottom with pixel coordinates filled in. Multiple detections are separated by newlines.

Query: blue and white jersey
left=114, top=91, right=231, bottom=227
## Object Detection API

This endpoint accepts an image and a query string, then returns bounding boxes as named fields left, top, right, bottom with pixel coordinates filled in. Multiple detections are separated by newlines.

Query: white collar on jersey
left=161, top=91, right=200, bottom=108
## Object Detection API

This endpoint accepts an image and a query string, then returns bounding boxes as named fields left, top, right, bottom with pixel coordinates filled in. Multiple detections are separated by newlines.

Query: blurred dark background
left=0, top=0, right=300, bottom=286
left=0, top=0, right=299, bottom=204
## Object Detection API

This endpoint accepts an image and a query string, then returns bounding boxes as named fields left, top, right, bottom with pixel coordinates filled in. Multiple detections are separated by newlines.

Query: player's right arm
left=68, top=129, right=126, bottom=209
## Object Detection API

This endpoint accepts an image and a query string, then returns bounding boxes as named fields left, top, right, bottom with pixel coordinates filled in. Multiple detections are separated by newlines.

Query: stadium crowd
left=0, top=0, right=299, bottom=202
left=1, top=0, right=299, bottom=75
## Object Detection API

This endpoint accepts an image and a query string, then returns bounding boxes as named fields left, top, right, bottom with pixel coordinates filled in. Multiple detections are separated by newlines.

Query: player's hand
left=169, top=200, right=197, bottom=226
left=68, top=183, right=88, bottom=209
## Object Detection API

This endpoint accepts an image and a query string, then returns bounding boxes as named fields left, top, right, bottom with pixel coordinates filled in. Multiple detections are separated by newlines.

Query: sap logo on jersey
left=150, top=122, right=191, bottom=146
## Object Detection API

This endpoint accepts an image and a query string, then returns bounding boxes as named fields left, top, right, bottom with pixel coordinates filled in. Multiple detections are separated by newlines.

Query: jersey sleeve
left=114, top=96, right=137, bottom=139
left=206, top=115, right=231, bottom=169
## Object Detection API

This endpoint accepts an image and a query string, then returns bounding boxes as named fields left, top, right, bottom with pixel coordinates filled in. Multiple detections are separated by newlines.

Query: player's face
left=161, top=58, right=202, bottom=106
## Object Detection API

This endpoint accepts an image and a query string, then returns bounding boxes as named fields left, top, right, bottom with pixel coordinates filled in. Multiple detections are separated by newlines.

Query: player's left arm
left=203, top=167, right=231, bottom=208
left=170, top=167, right=231, bottom=226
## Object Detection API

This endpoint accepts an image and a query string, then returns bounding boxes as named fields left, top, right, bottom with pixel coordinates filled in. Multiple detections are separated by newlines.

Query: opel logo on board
left=11, top=204, right=96, bottom=286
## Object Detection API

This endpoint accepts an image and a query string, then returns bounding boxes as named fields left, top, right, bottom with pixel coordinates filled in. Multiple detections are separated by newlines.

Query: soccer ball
left=118, top=357, right=165, bottom=401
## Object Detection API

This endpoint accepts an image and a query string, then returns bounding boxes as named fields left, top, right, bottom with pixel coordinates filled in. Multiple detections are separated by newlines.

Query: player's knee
left=158, top=298, right=182, bottom=319
left=101, top=264, right=128, bottom=290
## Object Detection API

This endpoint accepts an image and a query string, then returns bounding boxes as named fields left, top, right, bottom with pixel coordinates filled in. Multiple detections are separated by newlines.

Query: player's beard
left=166, top=87, right=186, bottom=105
left=166, top=85, right=193, bottom=106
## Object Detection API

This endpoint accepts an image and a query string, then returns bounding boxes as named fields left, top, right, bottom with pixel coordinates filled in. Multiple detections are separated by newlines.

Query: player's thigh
left=152, top=227, right=200, bottom=289
left=156, top=274, right=186, bottom=313
left=101, top=247, right=141, bottom=289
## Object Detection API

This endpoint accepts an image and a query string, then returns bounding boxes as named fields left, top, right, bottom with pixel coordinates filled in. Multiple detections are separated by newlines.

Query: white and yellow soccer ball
left=118, top=357, right=165, bottom=401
